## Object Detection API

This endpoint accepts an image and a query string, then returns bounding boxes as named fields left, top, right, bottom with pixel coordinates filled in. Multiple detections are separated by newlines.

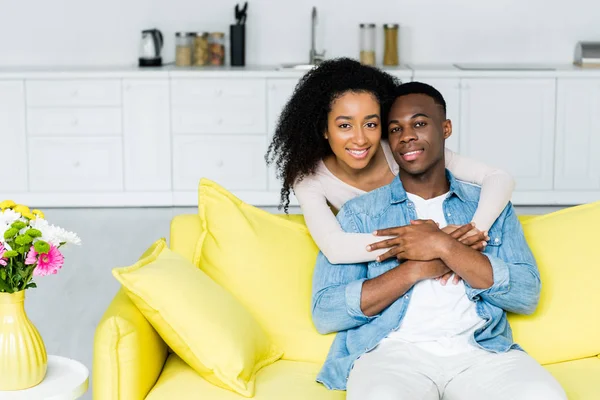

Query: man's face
left=387, top=93, right=452, bottom=176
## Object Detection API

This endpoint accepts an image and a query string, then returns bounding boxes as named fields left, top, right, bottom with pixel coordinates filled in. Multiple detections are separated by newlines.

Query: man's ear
left=442, top=119, right=453, bottom=140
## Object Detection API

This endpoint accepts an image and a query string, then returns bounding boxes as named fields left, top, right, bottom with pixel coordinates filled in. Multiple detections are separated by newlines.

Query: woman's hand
left=369, top=222, right=473, bottom=263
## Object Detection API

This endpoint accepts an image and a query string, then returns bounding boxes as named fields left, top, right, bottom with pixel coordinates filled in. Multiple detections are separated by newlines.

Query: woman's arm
left=293, top=176, right=393, bottom=264
left=445, top=148, right=516, bottom=232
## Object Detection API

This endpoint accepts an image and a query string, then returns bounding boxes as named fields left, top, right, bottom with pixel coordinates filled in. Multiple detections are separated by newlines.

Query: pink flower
left=26, top=245, right=64, bottom=276
left=0, top=243, right=6, bottom=266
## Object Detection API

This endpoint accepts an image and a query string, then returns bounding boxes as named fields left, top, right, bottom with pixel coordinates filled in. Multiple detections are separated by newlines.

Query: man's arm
left=312, top=208, right=454, bottom=333
left=461, top=205, right=541, bottom=315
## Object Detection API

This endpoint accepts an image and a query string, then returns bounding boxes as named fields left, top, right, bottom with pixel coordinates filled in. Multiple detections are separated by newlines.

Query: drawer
left=27, top=108, right=122, bottom=136
left=26, top=80, right=121, bottom=107
left=173, top=135, right=267, bottom=191
left=28, top=137, right=123, bottom=192
left=171, top=79, right=266, bottom=107
left=172, top=107, right=266, bottom=134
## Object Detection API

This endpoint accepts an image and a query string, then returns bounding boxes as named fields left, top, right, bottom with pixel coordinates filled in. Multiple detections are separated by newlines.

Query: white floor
left=20, top=205, right=563, bottom=399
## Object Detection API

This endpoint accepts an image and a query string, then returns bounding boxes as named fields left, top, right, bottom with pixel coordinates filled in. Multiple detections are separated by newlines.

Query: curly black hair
left=265, top=57, right=401, bottom=212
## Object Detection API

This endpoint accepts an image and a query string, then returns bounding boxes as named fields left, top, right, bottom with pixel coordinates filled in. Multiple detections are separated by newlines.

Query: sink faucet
left=309, top=6, right=326, bottom=65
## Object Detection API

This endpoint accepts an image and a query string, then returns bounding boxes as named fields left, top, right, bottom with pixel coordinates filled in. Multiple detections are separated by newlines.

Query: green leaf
left=0, top=269, right=5, bottom=280
left=0, top=279, right=12, bottom=293
left=25, top=282, right=37, bottom=290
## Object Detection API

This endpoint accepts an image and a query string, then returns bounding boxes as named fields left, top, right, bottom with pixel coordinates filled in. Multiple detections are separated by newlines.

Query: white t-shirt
left=383, top=191, right=486, bottom=356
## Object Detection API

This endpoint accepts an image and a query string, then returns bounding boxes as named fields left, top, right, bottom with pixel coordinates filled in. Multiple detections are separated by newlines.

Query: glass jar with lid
left=175, top=32, right=193, bottom=67
left=209, top=32, right=225, bottom=66
left=383, top=24, right=399, bottom=66
left=359, top=23, right=376, bottom=66
left=193, top=32, right=210, bottom=66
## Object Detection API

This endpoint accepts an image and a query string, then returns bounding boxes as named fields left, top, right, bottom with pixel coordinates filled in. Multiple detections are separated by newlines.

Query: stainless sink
left=277, top=63, right=318, bottom=71
left=454, top=63, right=556, bottom=71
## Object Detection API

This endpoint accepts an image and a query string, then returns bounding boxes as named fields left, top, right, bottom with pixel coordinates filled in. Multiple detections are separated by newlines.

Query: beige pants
left=347, top=339, right=567, bottom=400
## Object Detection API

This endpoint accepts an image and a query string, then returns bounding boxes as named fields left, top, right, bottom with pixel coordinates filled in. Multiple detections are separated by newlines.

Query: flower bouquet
left=0, top=200, right=81, bottom=390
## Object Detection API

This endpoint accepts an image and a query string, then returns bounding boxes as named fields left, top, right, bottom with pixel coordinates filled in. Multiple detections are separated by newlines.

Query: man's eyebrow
left=411, top=113, right=430, bottom=119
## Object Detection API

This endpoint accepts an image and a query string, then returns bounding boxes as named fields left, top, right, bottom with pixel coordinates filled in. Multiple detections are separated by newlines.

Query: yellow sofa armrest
left=170, top=214, right=203, bottom=262
left=93, top=288, right=169, bottom=400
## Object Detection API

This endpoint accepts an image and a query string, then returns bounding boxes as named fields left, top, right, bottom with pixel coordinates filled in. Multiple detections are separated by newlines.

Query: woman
left=266, top=58, right=514, bottom=279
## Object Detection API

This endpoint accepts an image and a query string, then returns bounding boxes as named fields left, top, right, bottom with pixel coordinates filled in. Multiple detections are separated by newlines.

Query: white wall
left=1, top=0, right=599, bottom=67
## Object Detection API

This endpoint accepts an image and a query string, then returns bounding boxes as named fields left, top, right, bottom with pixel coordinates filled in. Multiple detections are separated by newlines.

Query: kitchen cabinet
left=266, top=78, right=301, bottom=192
left=410, top=77, right=461, bottom=152
left=554, top=79, right=600, bottom=190
left=2, top=66, right=599, bottom=207
left=123, top=79, right=172, bottom=191
left=459, top=78, right=556, bottom=191
left=0, top=81, right=27, bottom=192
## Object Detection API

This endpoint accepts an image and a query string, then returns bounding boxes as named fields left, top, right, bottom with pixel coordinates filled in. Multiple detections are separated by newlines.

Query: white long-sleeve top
left=293, top=140, right=515, bottom=264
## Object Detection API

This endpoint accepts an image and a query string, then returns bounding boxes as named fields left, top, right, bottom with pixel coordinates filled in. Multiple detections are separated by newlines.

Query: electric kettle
left=139, top=29, right=164, bottom=67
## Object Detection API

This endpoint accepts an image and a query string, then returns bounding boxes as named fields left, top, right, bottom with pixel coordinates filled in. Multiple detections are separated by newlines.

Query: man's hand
left=369, top=220, right=472, bottom=262
left=408, top=259, right=452, bottom=282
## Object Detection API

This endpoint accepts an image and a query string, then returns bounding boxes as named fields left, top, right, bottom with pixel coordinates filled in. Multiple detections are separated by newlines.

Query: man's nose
left=399, top=127, right=417, bottom=143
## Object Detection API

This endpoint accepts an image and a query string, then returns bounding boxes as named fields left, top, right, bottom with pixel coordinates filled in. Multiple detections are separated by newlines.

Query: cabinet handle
left=70, top=90, right=79, bottom=97
left=216, top=160, right=224, bottom=167
left=217, top=118, right=224, bottom=125
left=73, top=161, right=80, bottom=168
left=71, top=118, right=79, bottom=126
left=215, top=89, right=223, bottom=97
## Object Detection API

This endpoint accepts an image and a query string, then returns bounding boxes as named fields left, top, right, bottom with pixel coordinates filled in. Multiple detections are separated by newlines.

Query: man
left=311, top=82, right=566, bottom=399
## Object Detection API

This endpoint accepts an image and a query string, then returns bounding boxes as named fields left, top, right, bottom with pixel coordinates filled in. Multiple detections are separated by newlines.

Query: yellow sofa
left=94, top=212, right=600, bottom=400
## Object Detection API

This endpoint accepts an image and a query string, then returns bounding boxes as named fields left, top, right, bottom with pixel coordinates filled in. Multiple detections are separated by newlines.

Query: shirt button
left=404, top=295, right=409, bottom=299
left=407, top=202, right=414, bottom=208
left=447, top=212, right=452, bottom=217
left=494, top=238, right=500, bottom=244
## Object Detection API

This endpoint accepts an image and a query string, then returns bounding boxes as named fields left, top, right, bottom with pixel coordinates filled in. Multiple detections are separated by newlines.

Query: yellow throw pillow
left=193, top=179, right=335, bottom=364
left=508, top=201, right=600, bottom=365
left=112, top=239, right=283, bottom=397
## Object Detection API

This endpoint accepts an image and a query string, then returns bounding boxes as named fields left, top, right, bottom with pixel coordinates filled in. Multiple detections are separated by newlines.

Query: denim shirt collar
left=390, top=169, right=469, bottom=204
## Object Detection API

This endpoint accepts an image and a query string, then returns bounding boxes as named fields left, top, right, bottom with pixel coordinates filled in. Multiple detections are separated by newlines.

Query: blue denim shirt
left=311, top=171, right=541, bottom=390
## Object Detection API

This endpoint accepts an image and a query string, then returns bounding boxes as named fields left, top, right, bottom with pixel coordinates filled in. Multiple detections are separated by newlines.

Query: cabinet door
left=554, top=79, right=600, bottom=190
left=0, top=81, right=27, bottom=192
left=172, top=135, right=267, bottom=191
left=460, top=78, right=556, bottom=191
left=123, top=79, right=171, bottom=191
left=411, top=78, right=461, bottom=152
left=29, top=137, right=123, bottom=192
left=266, top=79, right=300, bottom=191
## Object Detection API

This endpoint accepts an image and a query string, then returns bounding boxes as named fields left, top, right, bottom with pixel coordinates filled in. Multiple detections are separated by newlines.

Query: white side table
left=0, top=355, right=89, bottom=400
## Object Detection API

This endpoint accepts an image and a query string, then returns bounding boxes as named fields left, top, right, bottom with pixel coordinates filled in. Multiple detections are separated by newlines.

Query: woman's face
left=325, top=91, right=382, bottom=171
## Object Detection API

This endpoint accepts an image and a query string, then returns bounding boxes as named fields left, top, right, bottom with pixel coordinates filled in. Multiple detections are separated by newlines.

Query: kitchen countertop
left=1, top=63, right=600, bottom=79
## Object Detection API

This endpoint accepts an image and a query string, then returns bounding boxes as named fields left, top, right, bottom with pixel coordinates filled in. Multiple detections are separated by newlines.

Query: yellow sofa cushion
left=146, top=355, right=345, bottom=400
left=545, top=357, right=600, bottom=400
left=508, top=201, right=600, bottom=365
left=193, top=179, right=335, bottom=364
left=112, top=238, right=283, bottom=397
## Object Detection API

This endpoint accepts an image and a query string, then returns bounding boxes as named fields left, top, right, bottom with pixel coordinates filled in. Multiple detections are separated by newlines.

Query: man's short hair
left=395, top=82, right=447, bottom=116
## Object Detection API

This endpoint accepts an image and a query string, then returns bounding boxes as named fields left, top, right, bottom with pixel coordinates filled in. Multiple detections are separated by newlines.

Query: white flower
left=0, top=223, right=9, bottom=241
left=50, top=226, right=81, bottom=246
left=28, top=219, right=81, bottom=247
left=0, top=209, right=21, bottom=226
